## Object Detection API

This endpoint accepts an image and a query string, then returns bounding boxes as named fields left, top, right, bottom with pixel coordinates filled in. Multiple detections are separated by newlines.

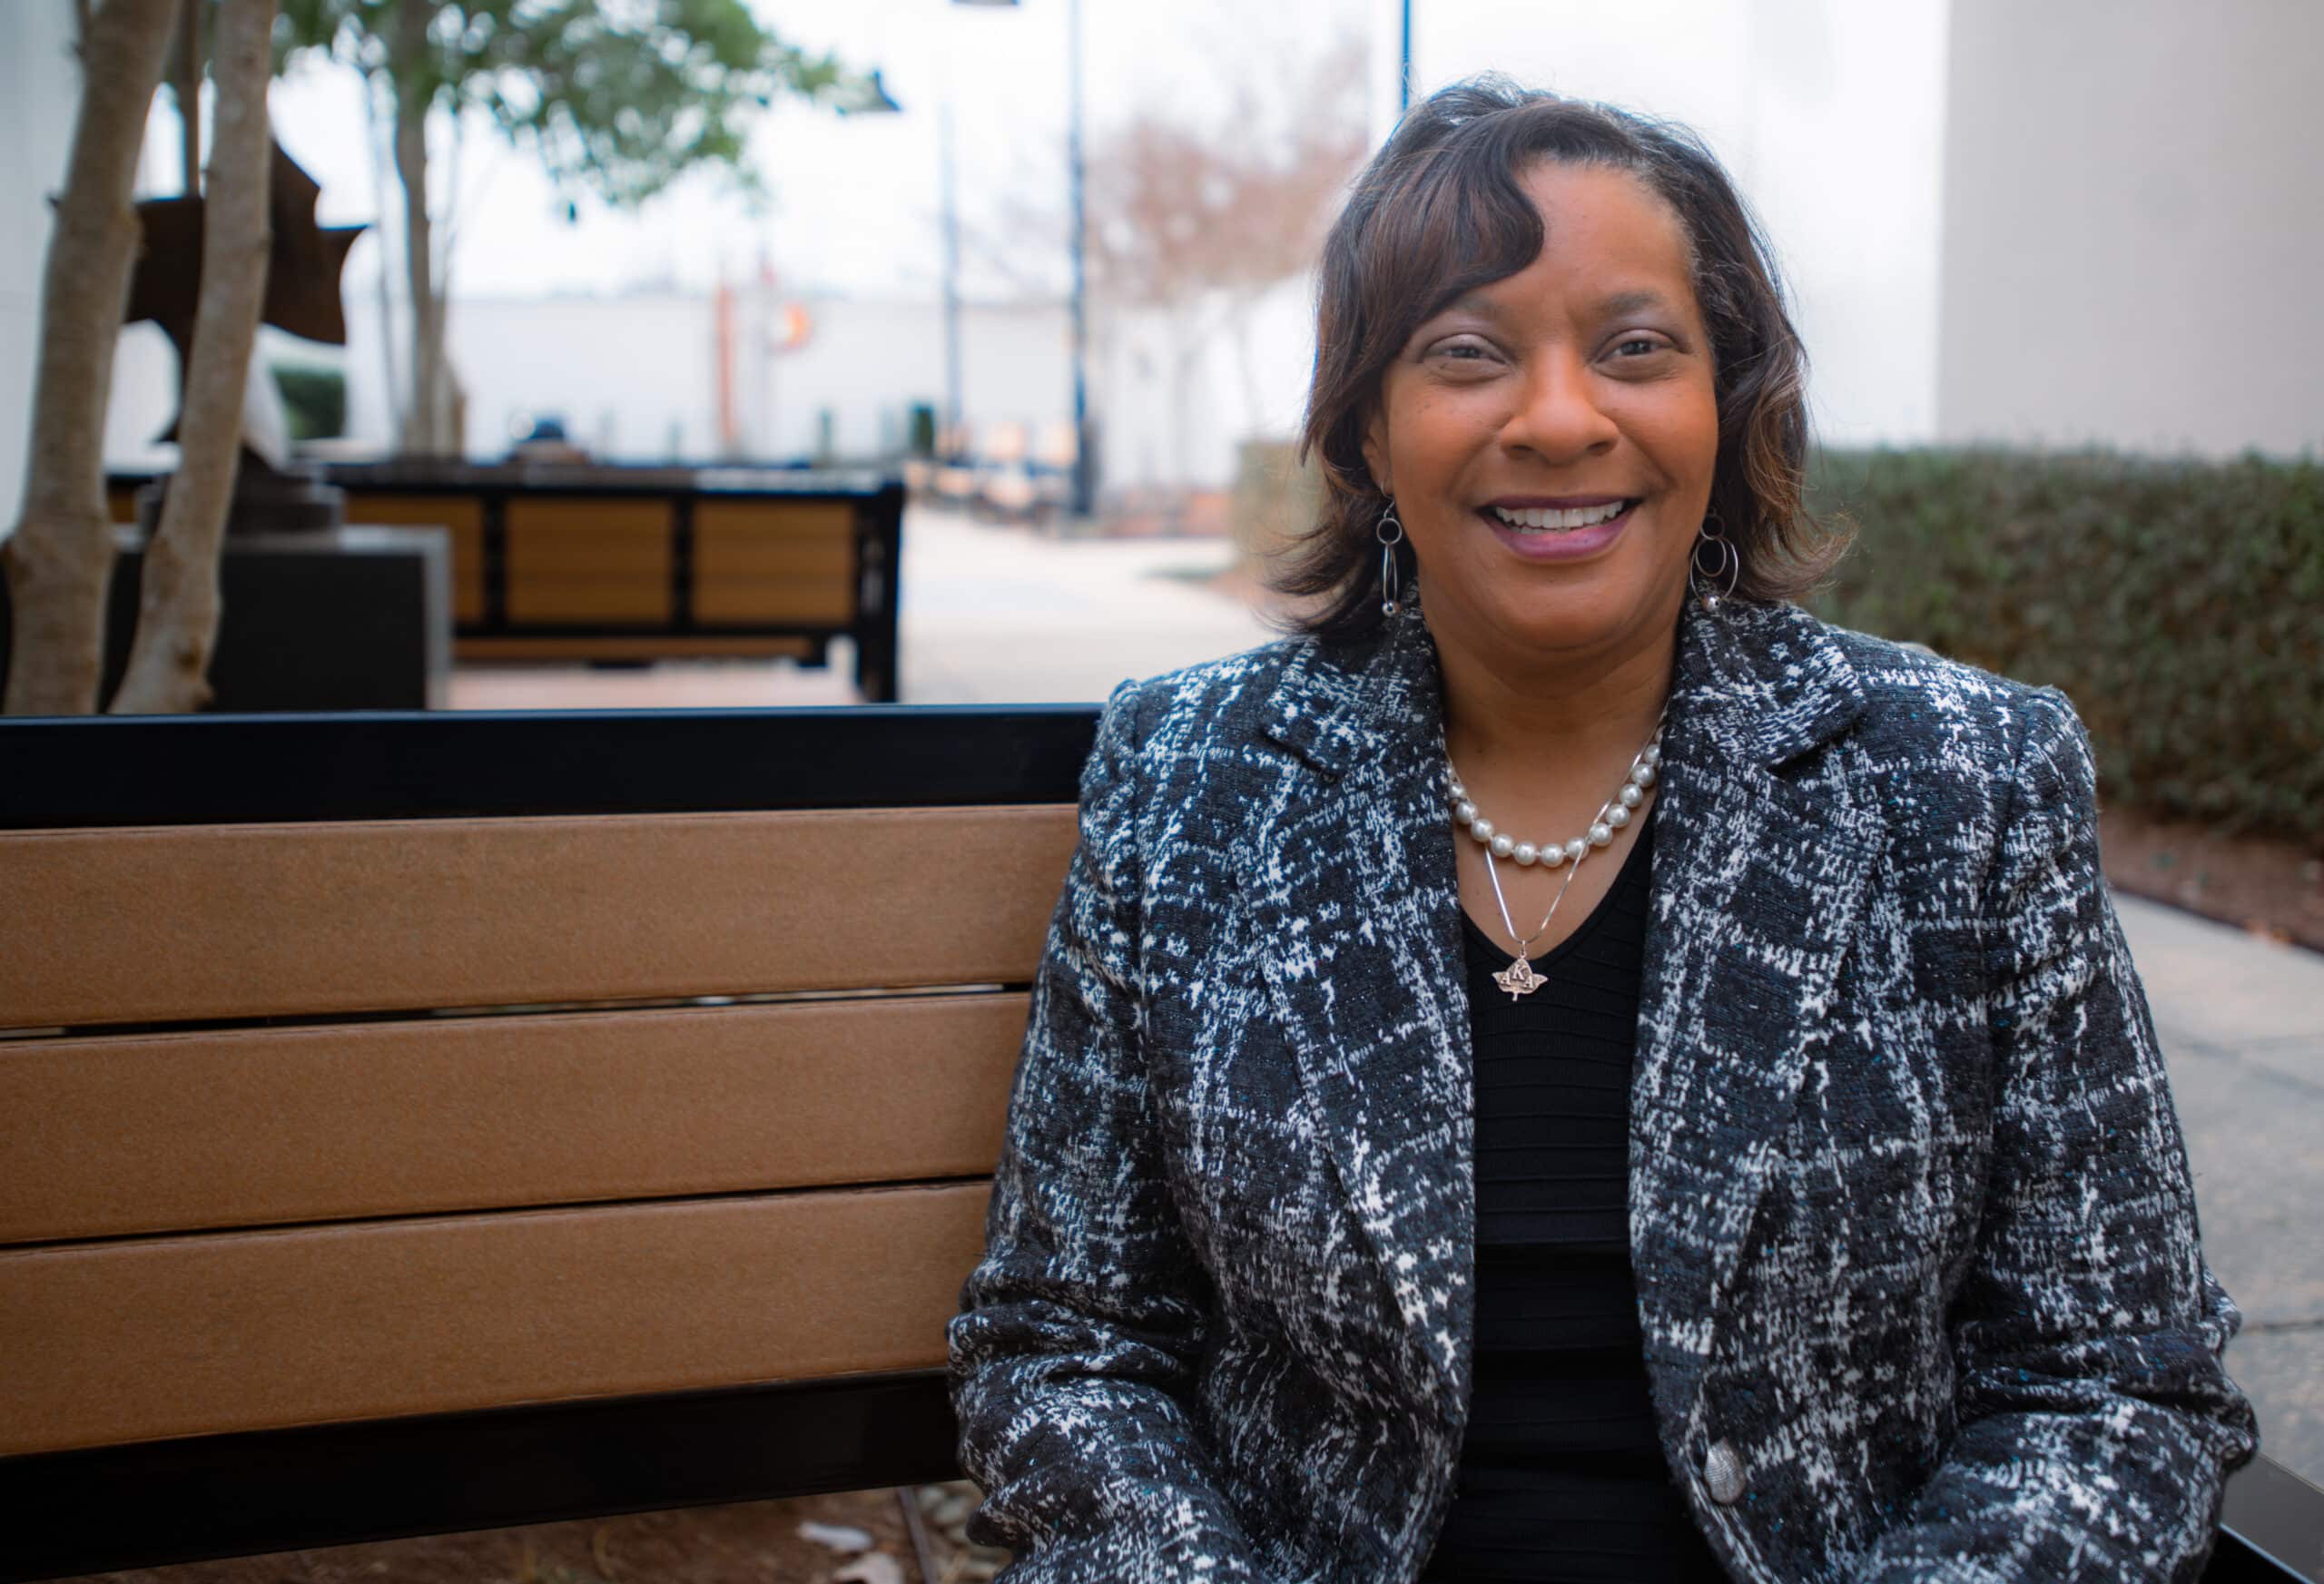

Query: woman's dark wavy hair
left=1278, top=76, right=1849, bottom=640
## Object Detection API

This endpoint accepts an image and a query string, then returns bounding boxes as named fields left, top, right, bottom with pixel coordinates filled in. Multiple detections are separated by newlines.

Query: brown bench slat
left=506, top=575, right=675, bottom=624
left=694, top=544, right=855, bottom=576
left=0, top=1181, right=989, bottom=1458
left=504, top=498, right=676, bottom=548
left=506, top=500, right=676, bottom=623
left=694, top=502, right=858, bottom=623
left=694, top=580, right=860, bottom=625
left=0, top=805, right=1076, bottom=1029
left=454, top=635, right=820, bottom=660
left=694, top=499, right=855, bottom=551
left=0, top=993, right=1027, bottom=1245
left=340, top=493, right=487, bottom=624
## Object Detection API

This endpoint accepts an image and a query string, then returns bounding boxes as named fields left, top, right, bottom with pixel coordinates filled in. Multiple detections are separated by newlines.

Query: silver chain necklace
left=1447, top=716, right=1665, bottom=1000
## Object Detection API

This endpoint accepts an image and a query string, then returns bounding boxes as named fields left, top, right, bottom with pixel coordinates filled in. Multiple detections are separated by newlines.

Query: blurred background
left=1, top=0, right=2318, bottom=1578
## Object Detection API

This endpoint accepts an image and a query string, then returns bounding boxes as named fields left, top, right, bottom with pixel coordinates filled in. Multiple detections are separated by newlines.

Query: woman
left=947, top=79, right=2258, bottom=1584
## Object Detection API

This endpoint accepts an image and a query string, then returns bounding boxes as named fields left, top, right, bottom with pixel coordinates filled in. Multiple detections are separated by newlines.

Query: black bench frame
left=0, top=708, right=2314, bottom=1583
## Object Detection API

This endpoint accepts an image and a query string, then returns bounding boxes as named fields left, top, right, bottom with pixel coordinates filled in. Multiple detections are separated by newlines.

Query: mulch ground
left=65, top=1482, right=1008, bottom=1584
left=2100, top=807, right=2324, bottom=953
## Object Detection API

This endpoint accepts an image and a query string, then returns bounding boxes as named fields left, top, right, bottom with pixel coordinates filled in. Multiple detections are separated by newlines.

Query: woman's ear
left=1359, top=407, right=1392, bottom=498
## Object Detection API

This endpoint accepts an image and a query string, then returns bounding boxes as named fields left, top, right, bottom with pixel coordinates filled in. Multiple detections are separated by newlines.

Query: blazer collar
left=1245, top=595, right=1882, bottom=1428
left=1258, top=594, right=1870, bottom=779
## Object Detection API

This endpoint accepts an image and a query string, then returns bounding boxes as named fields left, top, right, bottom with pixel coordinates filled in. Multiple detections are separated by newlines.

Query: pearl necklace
left=1447, top=722, right=1664, bottom=1000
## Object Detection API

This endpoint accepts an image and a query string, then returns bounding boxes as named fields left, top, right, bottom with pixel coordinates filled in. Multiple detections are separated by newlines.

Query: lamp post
left=825, top=72, right=903, bottom=467
left=1400, top=0, right=1413, bottom=113
left=939, top=97, right=965, bottom=455
left=1065, top=0, right=1090, bottom=518
left=948, top=0, right=1089, bottom=517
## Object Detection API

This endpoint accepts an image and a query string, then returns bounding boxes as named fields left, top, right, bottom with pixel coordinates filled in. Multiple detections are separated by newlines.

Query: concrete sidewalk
left=447, top=505, right=1275, bottom=712
left=895, top=507, right=1280, bottom=704
left=2117, top=895, right=2324, bottom=1482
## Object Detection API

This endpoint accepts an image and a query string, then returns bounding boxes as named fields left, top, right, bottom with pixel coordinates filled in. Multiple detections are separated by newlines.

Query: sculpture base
left=136, top=459, right=348, bottom=536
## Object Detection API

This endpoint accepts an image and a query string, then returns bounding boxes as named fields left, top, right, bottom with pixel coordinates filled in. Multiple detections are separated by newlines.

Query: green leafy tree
left=274, top=0, right=877, bottom=454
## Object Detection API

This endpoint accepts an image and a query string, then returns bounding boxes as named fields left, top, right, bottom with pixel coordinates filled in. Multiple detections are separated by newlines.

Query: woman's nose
left=1498, top=352, right=1620, bottom=461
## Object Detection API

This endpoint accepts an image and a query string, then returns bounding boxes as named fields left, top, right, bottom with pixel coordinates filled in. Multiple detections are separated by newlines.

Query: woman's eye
left=1613, top=337, right=1665, bottom=358
left=1429, top=339, right=1498, bottom=367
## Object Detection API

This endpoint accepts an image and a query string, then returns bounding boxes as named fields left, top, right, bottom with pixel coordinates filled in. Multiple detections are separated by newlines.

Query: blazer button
left=1703, top=1439, right=1748, bottom=1506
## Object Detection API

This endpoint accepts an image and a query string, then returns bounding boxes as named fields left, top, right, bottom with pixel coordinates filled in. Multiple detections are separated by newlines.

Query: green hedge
left=1806, top=448, right=2324, bottom=852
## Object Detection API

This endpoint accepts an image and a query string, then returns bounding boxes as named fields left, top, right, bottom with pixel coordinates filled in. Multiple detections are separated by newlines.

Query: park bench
left=109, top=464, right=905, bottom=700
left=1, top=708, right=2318, bottom=1582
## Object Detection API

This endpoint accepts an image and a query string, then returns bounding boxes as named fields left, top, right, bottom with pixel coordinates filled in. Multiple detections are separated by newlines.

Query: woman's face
left=1362, top=160, right=1719, bottom=667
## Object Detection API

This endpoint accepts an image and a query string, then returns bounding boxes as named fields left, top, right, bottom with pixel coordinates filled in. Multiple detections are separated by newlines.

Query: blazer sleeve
left=1851, top=686, right=2260, bottom=1583
left=946, top=680, right=1284, bottom=1584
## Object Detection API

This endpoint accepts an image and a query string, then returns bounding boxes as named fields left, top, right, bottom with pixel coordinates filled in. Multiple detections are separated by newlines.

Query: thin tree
left=1080, top=34, right=1367, bottom=477
left=277, top=0, right=879, bottom=456
left=1, top=0, right=182, bottom=716
left=111, top=0, right=281, bottom=713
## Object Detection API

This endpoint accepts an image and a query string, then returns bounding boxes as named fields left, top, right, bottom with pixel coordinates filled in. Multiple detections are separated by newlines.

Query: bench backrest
left=0, top=706, right=1095, bottom=1578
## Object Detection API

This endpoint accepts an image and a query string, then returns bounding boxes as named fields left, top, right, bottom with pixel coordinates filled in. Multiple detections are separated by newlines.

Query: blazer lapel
left=1245, top=613, right=1476, bottom=1410
left=1629, top=600, right=1885, bottom=1419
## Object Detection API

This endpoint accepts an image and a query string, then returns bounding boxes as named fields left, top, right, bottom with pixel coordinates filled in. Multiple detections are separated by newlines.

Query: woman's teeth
left=1488, top=501, right=1630, bottom=531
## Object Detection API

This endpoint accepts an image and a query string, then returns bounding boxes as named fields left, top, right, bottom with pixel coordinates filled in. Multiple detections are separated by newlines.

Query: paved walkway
left=447, top=505, right=1276, bottom=712
left=449, top=507, right=2322, bottom=1485
left=892, top=509, right=1279, bottom=704
left=2116, top=896, right=2324, bottom=1482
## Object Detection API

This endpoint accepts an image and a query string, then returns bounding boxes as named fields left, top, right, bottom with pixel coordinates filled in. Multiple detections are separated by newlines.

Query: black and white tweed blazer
left=947, top=595, right=2259, bottom=1584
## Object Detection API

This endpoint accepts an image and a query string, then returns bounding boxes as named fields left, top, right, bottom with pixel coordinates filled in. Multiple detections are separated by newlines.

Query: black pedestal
left=0, top=525, right=450, bottom=713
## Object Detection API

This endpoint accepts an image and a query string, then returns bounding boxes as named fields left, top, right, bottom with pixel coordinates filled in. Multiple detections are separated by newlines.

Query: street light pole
left=940, top=95, right=964, bottom=452
left=1066, top=0, right=1092, bottom=519
left=947, top=0, right=1089, bottom=516
left=1400, top=0, right=1413, bottom=113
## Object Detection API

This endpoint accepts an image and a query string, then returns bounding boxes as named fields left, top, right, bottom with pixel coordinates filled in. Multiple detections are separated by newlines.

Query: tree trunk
left=1, top=0, right=181, bottom=716
left=390, top=0, right=453, bottom=455
left=109, top=0, right=277, bottom=714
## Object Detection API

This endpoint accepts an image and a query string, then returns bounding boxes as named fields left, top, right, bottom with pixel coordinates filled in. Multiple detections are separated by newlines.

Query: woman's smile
left=1476, top=495, right=1642, bottom=562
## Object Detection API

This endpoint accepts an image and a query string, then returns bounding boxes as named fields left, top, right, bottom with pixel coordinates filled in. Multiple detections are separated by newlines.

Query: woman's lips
left=1476, top=501, right=1637, bottom=562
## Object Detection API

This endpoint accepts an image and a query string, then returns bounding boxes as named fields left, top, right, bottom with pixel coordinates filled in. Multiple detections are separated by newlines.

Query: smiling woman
left=1285, top=83, right=1836, bottom=647
left=948, top=76, right=2258, bottom=1584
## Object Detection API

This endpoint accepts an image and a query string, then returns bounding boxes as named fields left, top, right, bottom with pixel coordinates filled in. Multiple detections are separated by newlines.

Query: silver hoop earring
left=1690, top=507, right=1739, bottom=614
left=1376, top=500, right=1406, bottom=618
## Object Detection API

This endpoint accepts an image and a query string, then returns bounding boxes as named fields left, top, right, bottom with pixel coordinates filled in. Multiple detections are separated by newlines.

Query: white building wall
left=303, top=284, right=1305, bottom=493
left=1937, top=0, right=2324, bottom=457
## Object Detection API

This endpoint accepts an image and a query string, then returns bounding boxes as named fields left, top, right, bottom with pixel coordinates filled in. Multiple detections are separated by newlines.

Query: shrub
left=1807, top=448, right=2324, bottom=852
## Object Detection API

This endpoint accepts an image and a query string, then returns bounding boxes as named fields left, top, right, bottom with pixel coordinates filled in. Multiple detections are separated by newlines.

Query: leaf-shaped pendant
left=1492, top=952, right=1545, bottom=1001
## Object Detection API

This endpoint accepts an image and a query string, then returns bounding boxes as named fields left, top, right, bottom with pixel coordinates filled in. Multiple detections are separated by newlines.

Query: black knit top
left=1418, top=803, right=1728, bottom=1582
